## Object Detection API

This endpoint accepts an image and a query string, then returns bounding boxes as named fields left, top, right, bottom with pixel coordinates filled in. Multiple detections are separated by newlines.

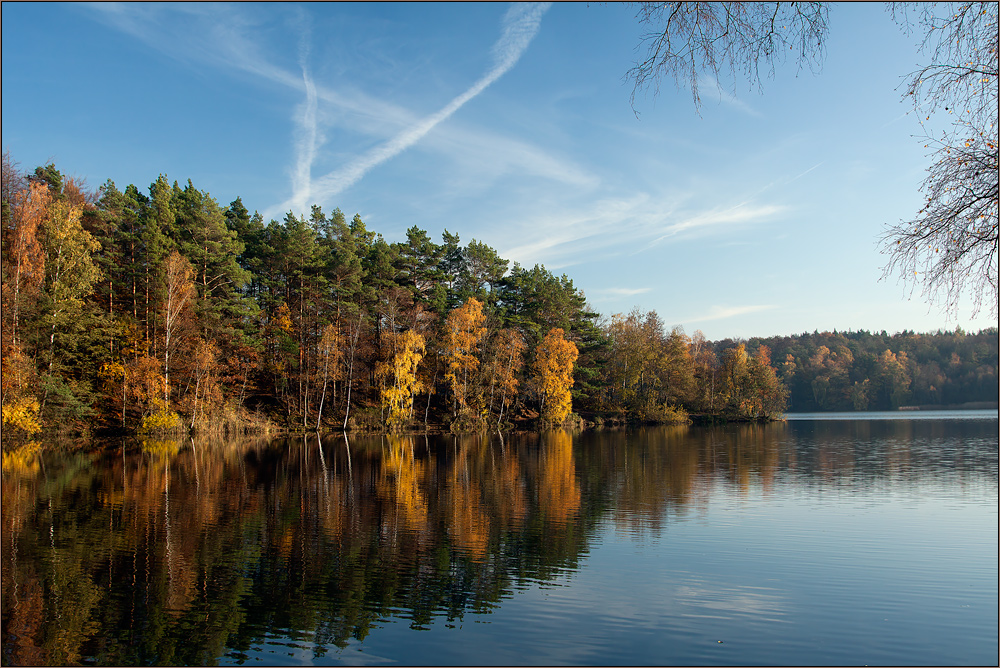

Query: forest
left=741, top=328, right=998, bottom=412
left=1, top=153, right=996, bottom=439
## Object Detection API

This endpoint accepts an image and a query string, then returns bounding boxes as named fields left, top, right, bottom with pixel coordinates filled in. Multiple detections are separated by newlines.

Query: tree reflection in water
left=1, top=420, right=996, bottom=665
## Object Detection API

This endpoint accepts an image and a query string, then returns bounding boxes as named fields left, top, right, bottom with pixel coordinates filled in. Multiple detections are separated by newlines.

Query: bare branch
left=626, top=2, right=829, bottom=114
left=880, top=1, right=999, bottom=318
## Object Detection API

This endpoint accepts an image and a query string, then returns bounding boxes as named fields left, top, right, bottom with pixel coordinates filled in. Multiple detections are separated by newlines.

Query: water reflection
left=1, top=419, right=996, bottom=666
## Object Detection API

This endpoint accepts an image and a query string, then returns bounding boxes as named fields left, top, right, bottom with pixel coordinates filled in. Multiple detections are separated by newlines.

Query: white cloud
left=422, top=124, right=600, bottom=194
left=494, top=189, right=785, bottom=270
left=650, top=202, right=786, bottom=245
left=84, top=4, right=423, bottom=153
left=697, top=74, right=762, bottom=117
left=270, top=2, right=553, bottom=217
left=681, top=304, right=778, bottom=323
left=590, top=287, right=653, bottom=299
left=498, top=193, right=657, bottom=268
left=85, top=2, right=595, bottom=222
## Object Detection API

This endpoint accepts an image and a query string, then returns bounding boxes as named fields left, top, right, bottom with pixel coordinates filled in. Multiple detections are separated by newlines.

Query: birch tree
left=163, top=251, right=195, bottom=407
left=532, top=328, right=579, bottom=426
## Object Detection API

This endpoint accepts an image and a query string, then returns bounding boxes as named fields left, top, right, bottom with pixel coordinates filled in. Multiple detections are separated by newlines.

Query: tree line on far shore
left=2, top=155, right=995, bottom=439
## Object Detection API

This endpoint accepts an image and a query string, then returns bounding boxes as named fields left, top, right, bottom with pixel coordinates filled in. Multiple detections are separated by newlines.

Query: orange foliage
left=490, top=328, right=527, bottom=425
left=446, top=451, right=491, bottom=561
left=538, top=430, right=581, bottom=525
left=4, top=181, right=49, bottom=348
left=378, top=437, right=429, bottom=532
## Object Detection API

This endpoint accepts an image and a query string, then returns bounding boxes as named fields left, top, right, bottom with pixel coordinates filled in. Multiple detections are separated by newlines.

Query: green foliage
left=746, top=328, right=998, bottom=411
left=3, top=154, right=993, bottom=436
left=718, top=344, right=787, bottom=421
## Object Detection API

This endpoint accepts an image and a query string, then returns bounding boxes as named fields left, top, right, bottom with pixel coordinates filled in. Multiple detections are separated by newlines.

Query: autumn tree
left=1, top=346, right=41, bottom=439
left=809, top=343, right=858, bottom=408
left=39, top=196, right=102, bottom=410
left=0, top=174, right=46, bottom=438
left=603, top=310, right=648, bottom=410
left=98, top=320, right=146, bottom=428
left=690, top=329, right=721, bottom=413
left=315, top=323, right=344, bottom=430
left=124, top=353, right=169, bottom=427
left=3, top=180, right=49, bottom=349
left=163, top=250, right=195, bottom=409
left=532, top=328, right=579, bottom=426
left=489, top=328, right=527, bottom=428
left=442, top=297, right=488, bottom=414
left=496, top=263, right=603, bottom=411
left=182, top=338, right=222, bottom=430
left=718, top=343, right=788, bottom=420
left=376, top=329, right=425, bottom=429
left=600, top=309, right=694, bottom=422
left=266, top=301, right=297, bottom=411
left=874, top=348, right=912, bottom=408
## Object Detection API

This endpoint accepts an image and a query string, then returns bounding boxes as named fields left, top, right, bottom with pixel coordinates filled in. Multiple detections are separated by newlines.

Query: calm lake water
left=2, top=411, right=997, bottom=666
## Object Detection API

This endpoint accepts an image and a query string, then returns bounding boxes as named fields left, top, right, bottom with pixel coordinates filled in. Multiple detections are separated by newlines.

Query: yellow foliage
left=99, top=361, right=126, bottom=394
left=45, top=199, right=102, bottom=309
left=443, top=297, right=487, bottom=410
left=141, top=438, right=182, bottom=459
left=274, top=302, right=294, bottom=334
left=379, top=437, right=428, bottom=529
left=125, top=356, right=166, bottom=409
left=139, top=406, right=182, bottom=434
left=377, top=330, right=425, bottom=427
left=120, top=320, right=148, bottom=357
left=538, top=430, right=581, bottom=524
left=492, top=328, right=527, bottom=408
left=2, top=396, right=42, bottom=435
left=1, top=344, right=37, bottom=401
left=2, top=440, right=41, bottom=475
left=532, top=328, right=578, bottom=426
left=318, top=324, right=345, bottom=380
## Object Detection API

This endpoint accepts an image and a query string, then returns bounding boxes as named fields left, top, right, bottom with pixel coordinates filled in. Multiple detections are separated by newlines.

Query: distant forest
left=729, top=329, right=997, bottom=412
left=2, top=155, right=996, bottom=437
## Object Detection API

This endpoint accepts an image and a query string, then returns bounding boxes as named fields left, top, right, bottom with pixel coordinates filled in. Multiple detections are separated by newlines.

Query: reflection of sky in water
left=785, top=409, right=998, bottom=420
left=674, top=583, right=787, bottom=618
left=308, top=473, right=995, bottom=665
left=3, top=417, right=996, bottom=666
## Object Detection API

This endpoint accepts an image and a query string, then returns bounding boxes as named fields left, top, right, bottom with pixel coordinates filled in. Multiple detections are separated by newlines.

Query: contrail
left=275, top=2, right=551, bottom=216
left=290, top=64, right=320, bottom=215
left=288, top=8, right=321, bottom=216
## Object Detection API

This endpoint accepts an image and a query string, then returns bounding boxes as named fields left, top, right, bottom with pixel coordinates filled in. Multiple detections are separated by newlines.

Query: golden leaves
left=532, top=328, right=578, bottom=426
left=443, top=297, right=487, bottom=410
left=1, top=396, right=42, bottom=435
left=378, top=329, right=426, bottom=427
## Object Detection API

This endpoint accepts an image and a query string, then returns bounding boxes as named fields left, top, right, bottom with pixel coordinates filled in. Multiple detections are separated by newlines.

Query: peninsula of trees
left=2, top=155, right=996, bottom=438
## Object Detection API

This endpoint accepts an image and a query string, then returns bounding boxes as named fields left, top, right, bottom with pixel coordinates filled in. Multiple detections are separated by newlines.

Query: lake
left=2, top=411, right=997, bottom=666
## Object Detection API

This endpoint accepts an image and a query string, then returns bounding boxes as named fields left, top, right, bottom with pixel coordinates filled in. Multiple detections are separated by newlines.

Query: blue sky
left=3, top=2, right=995, bottom=340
